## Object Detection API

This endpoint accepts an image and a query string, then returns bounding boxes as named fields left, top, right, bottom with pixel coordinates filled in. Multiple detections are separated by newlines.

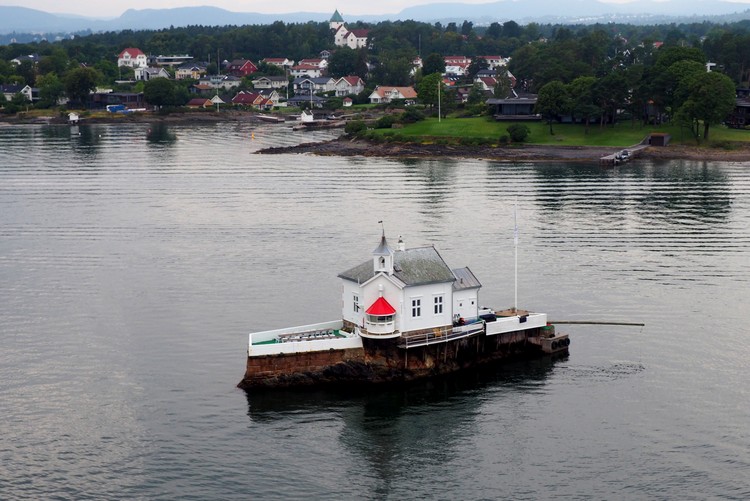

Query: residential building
left=293, top=77, right=335, bottom=96
left=10, top=54, right=40, bottom=66
left=261, top=57, right=295, bottom=69
left=148, top=54, right=193, bottom=68
left=1, top=84, right=32, bottom=101
left=252, top=76, right=289, bottom=90
left=118, top=48, right=148, bottom=68
left=334, top=75, right=365, bottom=96
left=368, top=86, right=418, bottom=104
left=226, top=59, right=258, bottom=77
left=186, top=97, right=213, bottom=108
left=176, top=64, right=207, bottom=80
left=134, top=67, right=171, bottom=81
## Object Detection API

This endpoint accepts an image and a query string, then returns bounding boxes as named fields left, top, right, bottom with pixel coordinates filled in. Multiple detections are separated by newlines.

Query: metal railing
left=399, top=322, right=485, bottom=349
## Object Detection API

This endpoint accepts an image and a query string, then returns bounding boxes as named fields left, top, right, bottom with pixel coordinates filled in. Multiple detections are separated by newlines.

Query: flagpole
left=514, top=200, right=518, bottom=314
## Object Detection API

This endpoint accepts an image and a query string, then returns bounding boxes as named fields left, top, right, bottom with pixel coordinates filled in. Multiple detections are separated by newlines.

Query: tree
left=422, top=52, right=446, bottom=77
left=535, top=80, right=569, bottom=134
left=37, top=73, right=65, bottom=108
left=417, top=72, right=443, bottom=109
left=328, top=47, right=360, bottom=78
left=144, top=78, right=179, bottom=108
left=493, top=71, right=513, bottom=98
left=16, top=60, right=37, bottom=86
left=467, top=83, right=485, bottom=105
left=679, top=71, right=736, bottom=140
left=64, top=67, right=100, bottom=106
left=567, top=76, right=600, bottom=133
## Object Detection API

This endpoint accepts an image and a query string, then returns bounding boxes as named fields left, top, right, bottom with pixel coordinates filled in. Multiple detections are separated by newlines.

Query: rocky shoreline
left=257, top=137, right=750, bottom=162
left=4, top=111, right=750, bottom=162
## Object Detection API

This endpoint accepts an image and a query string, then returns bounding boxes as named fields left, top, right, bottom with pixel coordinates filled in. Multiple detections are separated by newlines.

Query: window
left=411, top=298, right=421, bottom=317
left=434, top=295, right=443, bottom=314
left=353, top=294, right=360, bottom=313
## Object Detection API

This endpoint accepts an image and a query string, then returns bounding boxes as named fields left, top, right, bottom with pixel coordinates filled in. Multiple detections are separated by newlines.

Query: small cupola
left=372, top=229, right=394, bottom=275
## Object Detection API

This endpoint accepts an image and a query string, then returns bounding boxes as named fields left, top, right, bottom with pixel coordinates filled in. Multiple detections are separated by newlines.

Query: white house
left=368, top=86, right=418, bottom=104
left=1, top=84, right=33, bottom=102
left=334, top=75, right=365, bottom=96
left=117, top=48, right=148, bottom=68
left=477, top=55, right=509, bottom=70
left=293, top=77, right=335, bottom=96
left=134, top=67, right=170, bottom=81
left=252, top=76, right=289, bottom=90
left=261, top=57, right=295, bottom=69
left=338, top=233, right=481, bottom=339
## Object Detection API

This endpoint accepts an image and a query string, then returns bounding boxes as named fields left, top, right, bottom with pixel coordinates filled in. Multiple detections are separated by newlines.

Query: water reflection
left=146, top=123, right=177, bottom=145
left=244, top=357, right=559, bottom=494
left=244, top=357, right=559, bottom=420
left=634, top=161, right=731, bottom=223
left=398, top=159, right=459, bottom=217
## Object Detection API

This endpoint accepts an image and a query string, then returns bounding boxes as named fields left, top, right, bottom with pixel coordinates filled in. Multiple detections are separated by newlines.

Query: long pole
left=549, top=320, right=645, bottom=326
left=438, top=79, right=441, bottom=122
left=514, top=200, right=518, bottom=313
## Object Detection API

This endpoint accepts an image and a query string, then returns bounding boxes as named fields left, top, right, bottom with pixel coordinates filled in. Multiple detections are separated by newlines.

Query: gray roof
left=372, top=234, right=392, bottom=256
left=339, top=246, right=456, bottom=287
left=452, top=267, right=481, bottom=291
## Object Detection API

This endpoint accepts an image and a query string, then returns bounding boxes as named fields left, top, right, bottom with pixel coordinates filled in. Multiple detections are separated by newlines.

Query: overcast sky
left=7, top=0, right=750, bottom=19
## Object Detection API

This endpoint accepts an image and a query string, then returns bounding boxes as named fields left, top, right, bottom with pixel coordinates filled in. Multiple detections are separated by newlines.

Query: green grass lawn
left=375, top=116, right=750, bottom=147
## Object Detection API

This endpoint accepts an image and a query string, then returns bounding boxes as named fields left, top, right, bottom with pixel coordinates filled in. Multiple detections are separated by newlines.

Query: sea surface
left=1, top=122, right=749, bottom=500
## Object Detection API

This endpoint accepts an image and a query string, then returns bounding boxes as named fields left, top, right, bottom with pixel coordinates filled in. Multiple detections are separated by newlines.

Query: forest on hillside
left=1, top=18, right=749, bottom=136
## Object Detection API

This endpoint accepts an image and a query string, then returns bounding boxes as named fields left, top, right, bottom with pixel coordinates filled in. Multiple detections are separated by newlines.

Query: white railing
left=399, top=322, right=485, bottom=349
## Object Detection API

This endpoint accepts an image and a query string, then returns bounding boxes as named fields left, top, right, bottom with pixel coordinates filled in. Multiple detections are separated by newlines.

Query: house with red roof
left=368, top=86, right=417, bottom=104
left=334, top=76, right=365, bottom=96
left=231, top=91, right=275, bottom=110
left=117, top=48, right=148, bottom=68
left=226, top=59, right=258, bottom=77
left=186, top=98, right=213, bottom=109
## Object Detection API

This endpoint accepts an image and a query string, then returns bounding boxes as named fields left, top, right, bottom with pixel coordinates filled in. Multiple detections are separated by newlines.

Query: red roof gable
left=119, top=47, right=145, bottom=58
left=366, top=297, right=396, bottom=316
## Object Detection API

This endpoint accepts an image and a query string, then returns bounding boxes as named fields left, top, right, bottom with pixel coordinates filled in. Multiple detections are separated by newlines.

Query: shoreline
left=4, top=111, right=750, bottom=161
left=257, top=137, right=750, bottom=162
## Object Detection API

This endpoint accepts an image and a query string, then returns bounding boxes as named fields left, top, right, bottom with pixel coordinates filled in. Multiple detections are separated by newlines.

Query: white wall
left=401, top=282, right=454, bottom=333
left=453, top=288, right=480, bottom=321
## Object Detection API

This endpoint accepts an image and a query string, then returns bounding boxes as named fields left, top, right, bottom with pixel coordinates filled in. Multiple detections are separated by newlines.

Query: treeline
left=1, top=17, right=750, bottom=129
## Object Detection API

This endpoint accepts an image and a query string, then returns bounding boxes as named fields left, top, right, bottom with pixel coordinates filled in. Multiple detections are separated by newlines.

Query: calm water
left=1, top=122, right=749, bottom=500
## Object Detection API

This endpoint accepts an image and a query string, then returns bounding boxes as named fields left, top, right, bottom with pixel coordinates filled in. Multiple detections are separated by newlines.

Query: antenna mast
left=514, top=200, right=518, bottom=314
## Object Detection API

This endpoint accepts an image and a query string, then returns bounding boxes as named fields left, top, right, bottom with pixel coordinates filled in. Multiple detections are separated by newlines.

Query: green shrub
left=375, top=114, right=399, bottom=129
left=507, top=123, right=531, bottom=142
left=345, top=120, right=367, bottom=135
left=400, top=108, right=425, bottom=123
left=498, top=134, right=510, bottom=145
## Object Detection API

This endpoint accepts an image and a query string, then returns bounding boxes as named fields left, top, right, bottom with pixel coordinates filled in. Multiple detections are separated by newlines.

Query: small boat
left=256, top=114, right=285, bottom=123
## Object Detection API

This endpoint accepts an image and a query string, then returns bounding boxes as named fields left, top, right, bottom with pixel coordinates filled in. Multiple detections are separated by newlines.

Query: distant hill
left=2, top=1, right=750, bottom=37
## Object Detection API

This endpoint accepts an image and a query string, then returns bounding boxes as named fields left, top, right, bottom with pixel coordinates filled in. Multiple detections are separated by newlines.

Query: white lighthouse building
left=338, top=233, right=481, bottom=340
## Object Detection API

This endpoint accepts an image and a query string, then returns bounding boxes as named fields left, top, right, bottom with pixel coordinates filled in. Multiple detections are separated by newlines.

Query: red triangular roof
left=366, top=297, right=396, bottom=315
